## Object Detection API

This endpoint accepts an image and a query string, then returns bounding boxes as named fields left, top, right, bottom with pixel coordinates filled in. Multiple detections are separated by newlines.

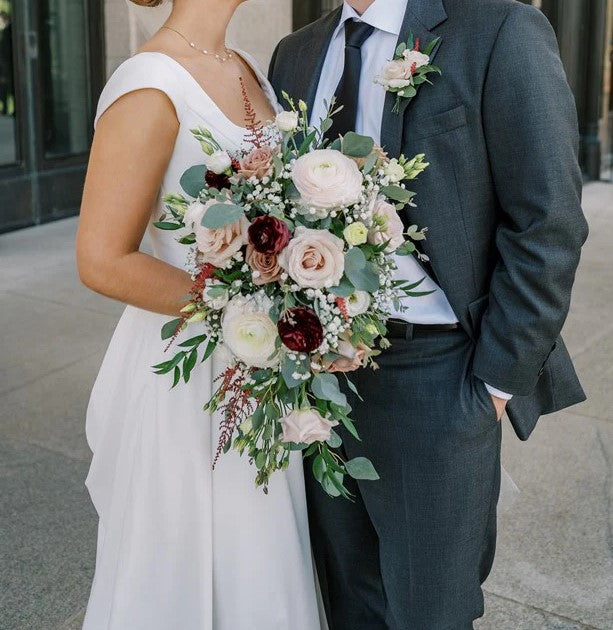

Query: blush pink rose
left=368, top=199, right=405, bottom=253
left=238, top=146, right=276, bottom=180
left=246, top=245, right=283, bottom=285
left=188, top=199, right=250, bottom=268
left=278, top=226, right=345, bottom=289
left=280, top=408, right=338, bottom=445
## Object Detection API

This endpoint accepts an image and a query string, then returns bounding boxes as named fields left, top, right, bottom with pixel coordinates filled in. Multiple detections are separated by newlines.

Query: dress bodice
left=95, top=51, right=280, bottom=269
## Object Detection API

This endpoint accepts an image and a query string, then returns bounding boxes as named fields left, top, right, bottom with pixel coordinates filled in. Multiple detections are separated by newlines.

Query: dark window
left=39, top=0, right=92, bottom=159
left=0, top=0, right=17, bottom=165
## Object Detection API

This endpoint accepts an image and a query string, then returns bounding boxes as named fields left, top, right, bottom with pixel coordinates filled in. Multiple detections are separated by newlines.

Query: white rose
left=384, top=159, right=406, bottom=183
left=280, top=408, right=338, bottom=445
left=202, top=279, right=229, bottom=310
left=222, top=293, right=279, bottom=368
left=346, top=290, right=371, bottom=317
left=204, top=150, right=232, bottom=175
left=190, top=199, right=249, bottom=268
left=278, top=226, right=345, bottom=290
left=402, top=49, right=430, bottom=69
left=291, top=149, right=363, bottom=211
left=375, top=59, right=414, bottom=90
left=368, top=199, right=406, bottom=253
left=275, top=110, right=299, bottom=133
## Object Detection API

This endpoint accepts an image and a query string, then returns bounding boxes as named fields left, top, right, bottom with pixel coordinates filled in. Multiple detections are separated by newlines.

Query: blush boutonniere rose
left=375, top=33, right=441, bottom=114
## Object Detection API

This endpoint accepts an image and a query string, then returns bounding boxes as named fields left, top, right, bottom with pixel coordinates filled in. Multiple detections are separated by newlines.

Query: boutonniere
left=375, top=34, right=441, bottom=114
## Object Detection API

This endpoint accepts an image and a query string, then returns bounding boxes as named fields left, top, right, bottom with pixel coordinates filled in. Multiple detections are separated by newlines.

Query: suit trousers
left=306, top=328, right=502, bottom=630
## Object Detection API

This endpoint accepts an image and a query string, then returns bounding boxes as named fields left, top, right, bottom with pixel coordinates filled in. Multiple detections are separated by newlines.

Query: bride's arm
left=77, top=90, right=193, bottom=317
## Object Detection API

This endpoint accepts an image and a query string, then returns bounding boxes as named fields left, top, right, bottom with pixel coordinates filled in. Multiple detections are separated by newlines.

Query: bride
left=76, top=1, right=323, bottom=628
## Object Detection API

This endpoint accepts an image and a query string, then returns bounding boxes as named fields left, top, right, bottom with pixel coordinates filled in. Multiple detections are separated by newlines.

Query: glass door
left=0, top=0, right=104, bottom=233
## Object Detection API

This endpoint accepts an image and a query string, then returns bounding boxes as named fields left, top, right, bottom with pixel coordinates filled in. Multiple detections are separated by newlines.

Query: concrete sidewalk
left=0, top=183, right=611, bottom=629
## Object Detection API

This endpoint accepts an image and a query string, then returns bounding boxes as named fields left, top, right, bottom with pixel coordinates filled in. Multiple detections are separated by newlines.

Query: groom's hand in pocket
left=490, top=395, right=508, bottom=421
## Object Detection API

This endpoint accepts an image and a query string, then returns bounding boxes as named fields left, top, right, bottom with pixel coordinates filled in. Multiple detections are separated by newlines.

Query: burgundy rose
left=205, top=170, right=231, bottom=191
left=248, top=215, right=291, bottom=255
left=278, top=307, right=324, bottom=353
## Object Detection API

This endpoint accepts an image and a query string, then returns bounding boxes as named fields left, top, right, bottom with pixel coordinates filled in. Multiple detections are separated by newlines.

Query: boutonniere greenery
left=375, top=33, right=441, bottom=114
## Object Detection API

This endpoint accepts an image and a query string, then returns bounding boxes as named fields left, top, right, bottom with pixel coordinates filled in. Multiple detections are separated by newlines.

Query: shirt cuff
left=484, top=383, right=513, bottom=401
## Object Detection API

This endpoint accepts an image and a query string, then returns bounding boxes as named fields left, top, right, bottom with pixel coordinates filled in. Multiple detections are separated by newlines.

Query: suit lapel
left=380, top=0, right=447, bottom=157
left=293, top=8, right=343, bottom=113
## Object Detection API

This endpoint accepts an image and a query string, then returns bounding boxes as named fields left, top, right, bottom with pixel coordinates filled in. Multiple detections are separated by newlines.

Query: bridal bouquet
left=153, top=85, right=431, bottom=498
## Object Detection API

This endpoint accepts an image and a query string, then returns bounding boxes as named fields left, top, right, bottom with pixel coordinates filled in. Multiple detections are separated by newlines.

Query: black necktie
left=326, top=20, right=375, bottom=141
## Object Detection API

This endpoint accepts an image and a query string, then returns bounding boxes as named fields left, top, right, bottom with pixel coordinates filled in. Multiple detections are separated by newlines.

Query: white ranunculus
left=346, top=290, right=371, bottom=317
left=202, top=280, right=230, bottom=310
left=278, top=226, right=345, bottom=290
left=291, top=149, right=363, bottom=211
left=275, top=110, right=299, bottom=133
left=384, top=159, right=406, bottom=183
left=222, top=293, right=280, bottom=368
left=204, top=150, right=232, bottom=175
left=402, top=49, right=430, bottom=69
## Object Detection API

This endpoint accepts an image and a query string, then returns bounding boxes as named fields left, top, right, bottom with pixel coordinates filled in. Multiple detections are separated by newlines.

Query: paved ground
left=0, top=183, right=611, bottom=629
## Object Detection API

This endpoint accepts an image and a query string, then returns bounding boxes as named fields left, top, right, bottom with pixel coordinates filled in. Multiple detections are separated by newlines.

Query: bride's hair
left=129, top=0, right=165, bottom=6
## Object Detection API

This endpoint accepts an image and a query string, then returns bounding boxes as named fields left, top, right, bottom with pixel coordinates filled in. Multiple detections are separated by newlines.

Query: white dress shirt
left=310, top=0, right=512, bottom=400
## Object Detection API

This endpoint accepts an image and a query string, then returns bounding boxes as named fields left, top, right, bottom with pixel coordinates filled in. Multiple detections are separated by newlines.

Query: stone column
left=104, top=0, right=132, bottom=76
left=228, top=0, right=292, bottom=68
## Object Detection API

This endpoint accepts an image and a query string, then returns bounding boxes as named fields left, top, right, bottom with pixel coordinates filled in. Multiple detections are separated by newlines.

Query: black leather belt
left=387, top=319, right=460, bottom=340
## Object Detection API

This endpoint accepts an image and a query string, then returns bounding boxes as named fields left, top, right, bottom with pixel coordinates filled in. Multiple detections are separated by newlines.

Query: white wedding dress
left=83, top=52, right=323, bottom=630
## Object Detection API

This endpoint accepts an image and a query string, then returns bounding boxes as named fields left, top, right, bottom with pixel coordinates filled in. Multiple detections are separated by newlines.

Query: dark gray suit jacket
left=269, top=0, right=588, bottom=440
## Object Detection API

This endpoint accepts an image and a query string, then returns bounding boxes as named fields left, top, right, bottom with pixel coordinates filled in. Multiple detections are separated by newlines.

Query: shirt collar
left=334, top=0, right=407, bottom=39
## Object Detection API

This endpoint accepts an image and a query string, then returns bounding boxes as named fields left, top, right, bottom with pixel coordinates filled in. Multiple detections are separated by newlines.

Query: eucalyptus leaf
left=311, top=373, right=347, bottom=407
left=327, top=429, right=342, bottom=449
left=342, top=132, right=375, bottom=158
left=329, top=276, right=356, bottom=298
left=344, top=248, right=380, bottom=293
left=345, top=457, right=380, bottom=481
left=381, top=185, right=416, bottom=204
left=180, top=165, right=207, bottom=198
left=201, top=203, right=245, bottom=229
left=281, top=357, right=303, bottom=389
left=329, top=138, right=342, bottom=151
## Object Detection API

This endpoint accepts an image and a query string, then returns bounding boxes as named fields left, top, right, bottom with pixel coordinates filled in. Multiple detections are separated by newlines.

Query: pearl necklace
left=162, top=26, right=234, bottom=63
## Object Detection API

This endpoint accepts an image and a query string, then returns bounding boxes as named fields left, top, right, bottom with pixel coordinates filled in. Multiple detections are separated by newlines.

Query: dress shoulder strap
left=95, top=53, right=185, bottom=128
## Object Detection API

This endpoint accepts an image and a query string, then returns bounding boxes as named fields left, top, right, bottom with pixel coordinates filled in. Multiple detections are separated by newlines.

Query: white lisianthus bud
left=275, top=110, right=299, bottom=133
left=343, top=221, right=369, bottom=246
left=384, top=159, right=406, bottom=183
left=204, top=150, right=232, bottom=175
left=346, top=291, right=371, bottom=317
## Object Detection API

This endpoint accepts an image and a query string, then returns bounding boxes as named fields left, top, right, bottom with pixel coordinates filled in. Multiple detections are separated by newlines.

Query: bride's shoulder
left=95, top=52, right=185, bottom=128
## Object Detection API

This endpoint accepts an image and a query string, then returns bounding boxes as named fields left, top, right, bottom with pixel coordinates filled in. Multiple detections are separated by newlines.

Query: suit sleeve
left=472, top=4, right=588, bottom=396
left=268, top=41, right=281, bottom=84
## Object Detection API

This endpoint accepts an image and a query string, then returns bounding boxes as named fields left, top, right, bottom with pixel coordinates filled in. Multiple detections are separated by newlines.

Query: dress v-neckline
left=134, top=51, right=279, bottom=133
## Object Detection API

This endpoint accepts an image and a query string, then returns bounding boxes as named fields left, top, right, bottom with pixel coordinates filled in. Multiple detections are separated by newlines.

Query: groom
left=269, top=0, right=587, bottom=627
